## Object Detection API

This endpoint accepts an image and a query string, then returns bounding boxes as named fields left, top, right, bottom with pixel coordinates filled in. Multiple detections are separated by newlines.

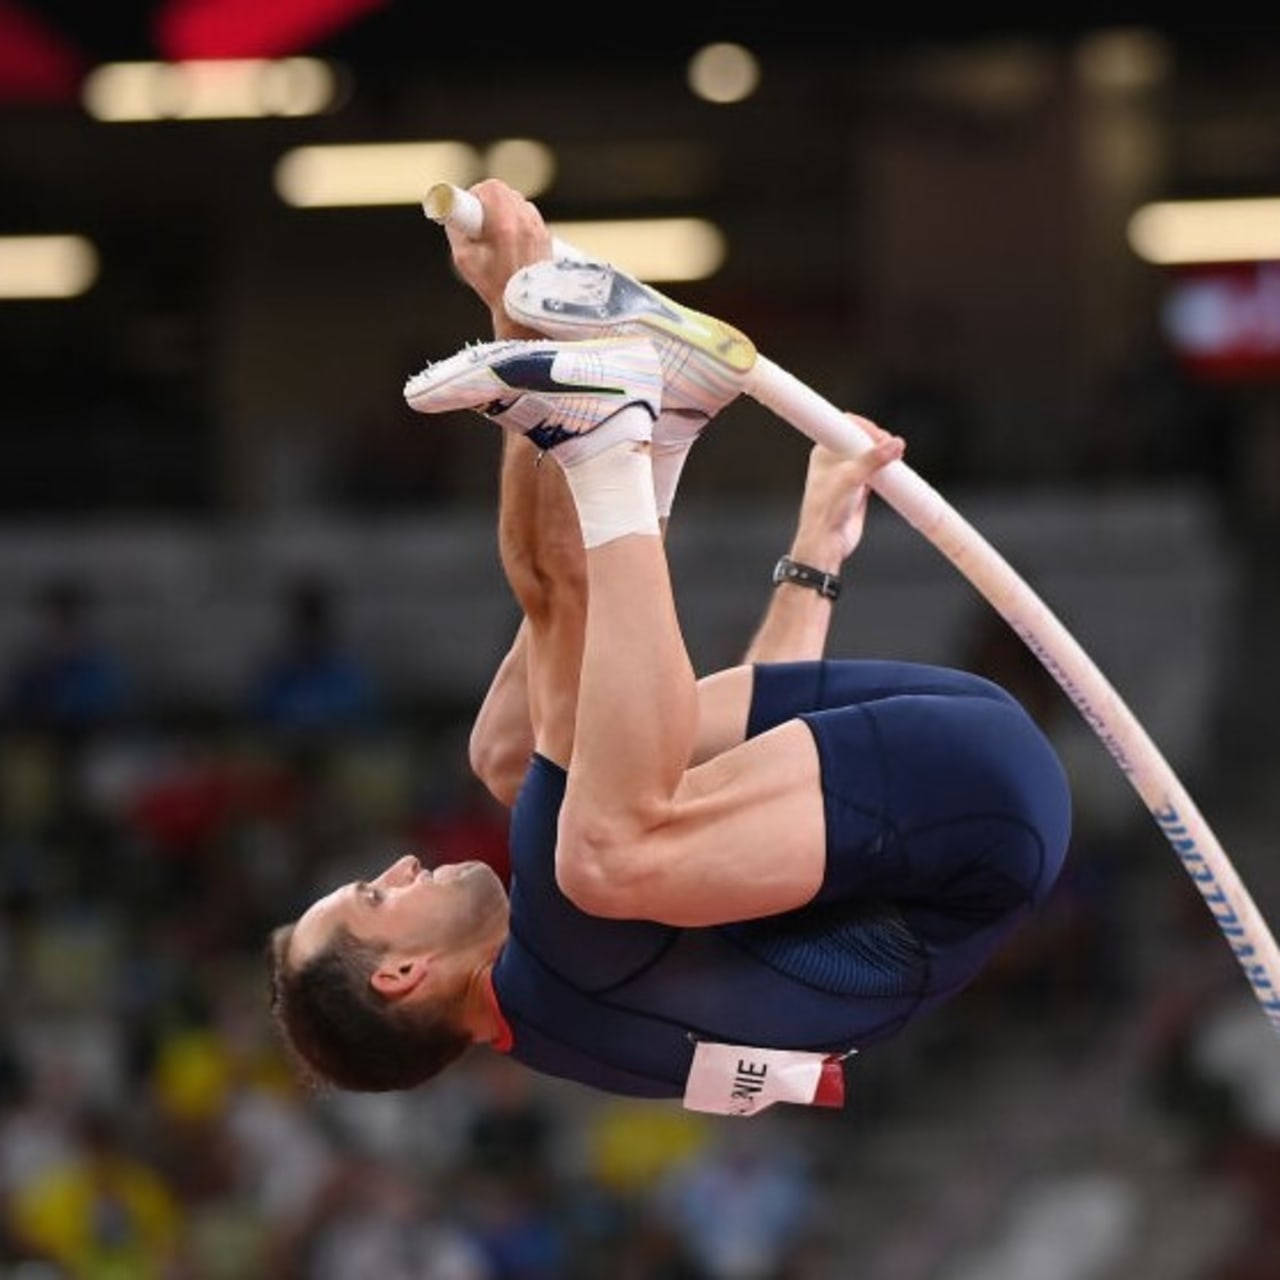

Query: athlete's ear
left=370, top=955, right=430, bottom=1000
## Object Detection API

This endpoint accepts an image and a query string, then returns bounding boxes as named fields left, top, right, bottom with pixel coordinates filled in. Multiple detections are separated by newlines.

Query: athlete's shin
left=497, top=438, right=587, bottom=766
left=566, top=529, right=698, bottom=855
left=498, top=438, right=586, bottom=619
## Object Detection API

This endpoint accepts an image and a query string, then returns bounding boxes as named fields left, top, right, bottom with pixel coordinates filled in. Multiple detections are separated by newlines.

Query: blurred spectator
left=1189, top=991, right=1280, bottom=1140
left=6, top=579, right=129, bottom=731
left=587, top=1102, right=707, bottom=1200
left=655, top=1128, right=813, bottom=1280
left=464, top=1176, right=565, bottom=1280
left=1142, top=968, right=1280, bottom=1280
left=249, top=578, right=378, bottom=731
left=224, top=1084, right=339, bottom=1233
left=452, top=1057, right=568, bottom=1279
left=0, top=1071, right=76, bottom=1210
left=6, top=1107, right=180, bottom=1278
left=295, top=1162, right=489, bottom=1280
left=464, top=1057, right=552, bottom=1184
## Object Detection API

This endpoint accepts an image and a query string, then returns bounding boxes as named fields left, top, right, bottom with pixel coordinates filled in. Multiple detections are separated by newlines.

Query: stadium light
left=1129, top=198, right=1280, bottom=265
left=547, top=219, right=726, bottom=281
left=275, top=142, right=482, bottom=207
left=83, top=58, right=337, bottom=122
left=0, top=236, right=98, bottom=299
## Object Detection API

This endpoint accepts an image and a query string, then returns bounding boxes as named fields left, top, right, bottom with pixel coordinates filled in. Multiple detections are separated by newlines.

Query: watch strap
left=773, top=555, right=841, bottom=600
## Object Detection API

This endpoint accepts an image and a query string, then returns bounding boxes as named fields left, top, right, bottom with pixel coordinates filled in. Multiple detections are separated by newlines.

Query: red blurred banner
left=0, top=0, right=84, bottom=102
left=155, top=0, right=387, bottom=59
left=1163, top=262, right=1280, bottom=382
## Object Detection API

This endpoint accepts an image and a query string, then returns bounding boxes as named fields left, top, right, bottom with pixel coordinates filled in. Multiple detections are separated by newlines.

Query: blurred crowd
left=0, top=560, right=1074, bottom=1278
left=4, top=11, right=1280, bottom=1275
left=0, top=619, right=829, bottom=1278
left=0, top=554, right=1273, bottom=1280
left=0, top=334, right=1278, bottom=1276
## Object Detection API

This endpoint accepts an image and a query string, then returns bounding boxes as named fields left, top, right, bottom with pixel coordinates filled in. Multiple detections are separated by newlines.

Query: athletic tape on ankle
left=562, top=439, right=660, bottom=548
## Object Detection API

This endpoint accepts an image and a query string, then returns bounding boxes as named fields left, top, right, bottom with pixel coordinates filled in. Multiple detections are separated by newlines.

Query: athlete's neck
left=459, top=952, right=512, bottom=1050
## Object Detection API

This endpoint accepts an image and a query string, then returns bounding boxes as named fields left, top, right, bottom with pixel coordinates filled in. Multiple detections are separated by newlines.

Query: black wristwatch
left=772, top=555, right=841, bottom=601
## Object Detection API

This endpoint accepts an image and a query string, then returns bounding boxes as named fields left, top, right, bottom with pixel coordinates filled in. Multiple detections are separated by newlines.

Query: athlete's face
left=289, top=853, right=509, bottom=981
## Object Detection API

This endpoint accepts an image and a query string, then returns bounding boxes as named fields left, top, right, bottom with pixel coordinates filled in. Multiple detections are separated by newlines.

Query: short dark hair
left=267, top=923, right=471, bottom=1092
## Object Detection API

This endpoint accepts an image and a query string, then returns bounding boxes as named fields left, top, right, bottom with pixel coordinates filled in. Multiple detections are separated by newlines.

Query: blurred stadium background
left=2, top=3, right=1280, bottom=1277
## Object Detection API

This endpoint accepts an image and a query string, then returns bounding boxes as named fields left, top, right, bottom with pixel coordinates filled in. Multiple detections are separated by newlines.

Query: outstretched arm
left=450, top=182, right=554, bottom=804
left=469, top=621, right=534, bottom=808
left=691, top=420, right=904, bottom=763
left=745, top=419, right=903, bottom=663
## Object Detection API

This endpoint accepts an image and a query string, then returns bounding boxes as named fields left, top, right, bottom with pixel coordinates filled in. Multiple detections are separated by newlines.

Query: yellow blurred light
left=83, top=63, right=152, bottom=121
left=688, top=43, right=760, bottom=104
left=82, top=58, right=337, bottom=121
left=0, top=236, right=98, bottom=299
left=548, top=219, right=726, bottom=281
left=259, top=58, right=335, bottom=117
left=484, top=139, right=556, bottom=197
left=275, top=141, right=482, bottom=207
left=177, top=60, right=263, bottom=118
left=1076, top=28, right=1172, bottom=94
left=1128, top=198, right=1280, bottom=265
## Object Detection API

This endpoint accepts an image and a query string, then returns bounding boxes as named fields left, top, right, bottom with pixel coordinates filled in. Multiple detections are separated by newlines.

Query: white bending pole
left=425, top=182, right=1280, bottom=1031
left=748, top=359, right=1280, bottom=1032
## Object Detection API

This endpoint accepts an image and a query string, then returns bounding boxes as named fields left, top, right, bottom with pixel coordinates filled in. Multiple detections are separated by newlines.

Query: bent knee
left=468, top=732, right=524, bottom=809
left=554, top=807, right=651, bottom=918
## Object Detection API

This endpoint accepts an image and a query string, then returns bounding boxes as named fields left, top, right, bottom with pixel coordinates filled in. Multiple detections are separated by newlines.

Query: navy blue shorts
left=750, top=661, right=1071, bottom=918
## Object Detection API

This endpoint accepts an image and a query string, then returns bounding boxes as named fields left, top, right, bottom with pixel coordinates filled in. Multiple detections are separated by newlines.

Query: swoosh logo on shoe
left=525, top=420, right=580, bottom=450
left=492, top=351, right=626, bottom=397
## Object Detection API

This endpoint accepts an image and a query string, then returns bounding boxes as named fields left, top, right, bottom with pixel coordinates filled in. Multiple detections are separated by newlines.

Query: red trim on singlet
left=483, top=968, right=514, bottom=1053
left=814, top=1058, right=846, bottom=1108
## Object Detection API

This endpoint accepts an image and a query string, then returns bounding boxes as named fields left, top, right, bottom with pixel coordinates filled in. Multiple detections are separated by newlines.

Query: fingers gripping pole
left=423, top=182, right=584, bottom=262
left=424, top=182, right=1280, bottom=1031
left=746, top=356, right=1280, bottom=1032
left=423, top=183, right=484, bottom=236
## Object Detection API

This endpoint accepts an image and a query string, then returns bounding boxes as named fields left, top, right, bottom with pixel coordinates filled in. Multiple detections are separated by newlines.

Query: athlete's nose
left=379, top=854, right=421, bottom=886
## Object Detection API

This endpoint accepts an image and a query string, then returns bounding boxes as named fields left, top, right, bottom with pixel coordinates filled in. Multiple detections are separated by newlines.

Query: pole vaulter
left=426, top=181, right=1280, bottom=1034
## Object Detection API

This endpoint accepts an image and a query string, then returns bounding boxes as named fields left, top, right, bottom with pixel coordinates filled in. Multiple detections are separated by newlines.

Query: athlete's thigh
left=627, top=718, right=827, bottom=925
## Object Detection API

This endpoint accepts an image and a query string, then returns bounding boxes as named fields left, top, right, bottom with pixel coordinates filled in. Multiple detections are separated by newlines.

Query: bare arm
left=691, top=421, right=904, bottom=763
left=745, top=419, right=904, bottom=663
left=450, top=182, right=554, bottom=803
left=469, top=621, right=535, bottom=807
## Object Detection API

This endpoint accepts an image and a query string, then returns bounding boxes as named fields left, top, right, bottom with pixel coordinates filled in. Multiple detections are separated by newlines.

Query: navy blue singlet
left=491, top=660, right=1071, bottom=1099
